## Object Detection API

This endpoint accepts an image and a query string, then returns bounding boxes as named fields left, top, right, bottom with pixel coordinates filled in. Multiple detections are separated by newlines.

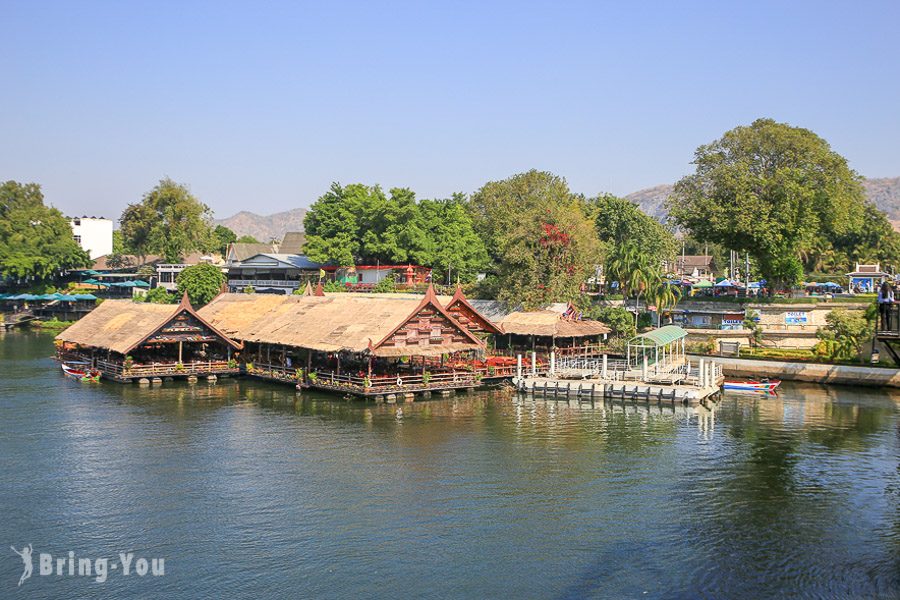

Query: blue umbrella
left=822, top=282, right=840, bottom=288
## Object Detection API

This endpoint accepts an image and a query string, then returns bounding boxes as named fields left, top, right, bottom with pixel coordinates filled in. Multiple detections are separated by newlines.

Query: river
left=1, top=331, right=898, bottom=598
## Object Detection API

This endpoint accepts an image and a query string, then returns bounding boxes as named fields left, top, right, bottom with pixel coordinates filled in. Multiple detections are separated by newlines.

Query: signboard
left=850, top=277, right=875, bottom=293
left=722, top=319, right=743, bottom=325
left=785, top=311, right=808, bottom=326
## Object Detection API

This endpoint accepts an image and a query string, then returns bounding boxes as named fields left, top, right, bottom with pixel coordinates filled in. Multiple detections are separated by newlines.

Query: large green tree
left=211, top=225, right=238, bottom=256
left=176, top=263, right=225, bottom=306
left=587, top=193, right=677, bottom=270
left=0, top=181, right=90, bottom=280
left=120, top=178, right=214, bottom=263
left=303, top=183, right=488, bottom=281
left=469, top=170, right=602, bottom=308
left=668, top=118, right=867, bottom=288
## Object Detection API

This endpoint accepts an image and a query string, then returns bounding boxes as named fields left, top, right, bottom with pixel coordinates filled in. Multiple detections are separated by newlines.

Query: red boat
left=61, top=363, right=101, bottom=382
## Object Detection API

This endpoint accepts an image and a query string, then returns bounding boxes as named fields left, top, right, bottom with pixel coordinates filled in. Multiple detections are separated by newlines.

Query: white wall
left=70, top=217, right=113, bottom=260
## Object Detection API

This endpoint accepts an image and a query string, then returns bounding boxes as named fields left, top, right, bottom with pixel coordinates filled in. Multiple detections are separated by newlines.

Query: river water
left=1, top=331, right=898, bottom=599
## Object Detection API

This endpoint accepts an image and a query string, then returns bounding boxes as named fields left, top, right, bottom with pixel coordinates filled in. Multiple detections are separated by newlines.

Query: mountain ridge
left=216, top=177, right=900, bottom=240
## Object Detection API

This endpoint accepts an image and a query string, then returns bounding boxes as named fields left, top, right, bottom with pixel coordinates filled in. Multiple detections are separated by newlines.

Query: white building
left=69, top=216, right=113, bottom=260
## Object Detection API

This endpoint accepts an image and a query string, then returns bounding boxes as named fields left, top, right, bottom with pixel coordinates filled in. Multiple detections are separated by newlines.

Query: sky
left=2, top=0, right=899, bottom=221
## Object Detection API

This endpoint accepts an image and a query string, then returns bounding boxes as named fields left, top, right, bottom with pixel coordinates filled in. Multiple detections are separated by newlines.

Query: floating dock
left=517, top=377, right=722, bottom=405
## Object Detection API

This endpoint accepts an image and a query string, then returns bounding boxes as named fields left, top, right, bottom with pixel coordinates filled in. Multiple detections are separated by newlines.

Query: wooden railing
left=92, top=358, right=237, bottom=378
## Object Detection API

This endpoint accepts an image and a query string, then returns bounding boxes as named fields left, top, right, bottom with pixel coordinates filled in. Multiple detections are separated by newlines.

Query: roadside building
left=156, top=252, right=225, bottom=292
left=847, top=263, right=890, bottom=293
left=69, top=217, right=113, bottom=260
left=226, top=253, right=322, bottom=293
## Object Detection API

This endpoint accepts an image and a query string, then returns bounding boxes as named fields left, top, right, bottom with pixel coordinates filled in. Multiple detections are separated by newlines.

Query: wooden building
left=495, top=308, right=611, bottom=357
left=197, top=285, right=487, bottom=396
left=56, top=293, right=242, bottom=382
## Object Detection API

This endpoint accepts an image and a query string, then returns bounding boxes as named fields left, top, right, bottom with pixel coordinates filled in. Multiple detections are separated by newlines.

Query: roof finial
left=313, top=281, right=325, bottom=296
left=179, top=291, right=191, bottom=307
left=303, top=281, right=313, bottom=296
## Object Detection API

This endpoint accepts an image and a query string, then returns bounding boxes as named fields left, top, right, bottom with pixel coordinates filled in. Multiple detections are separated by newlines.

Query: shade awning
left=628, top=325, right=688, bottom=348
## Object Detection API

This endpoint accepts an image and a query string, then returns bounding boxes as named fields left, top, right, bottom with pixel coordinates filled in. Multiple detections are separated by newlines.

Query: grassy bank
left=29, top=318, right=75, bottom=330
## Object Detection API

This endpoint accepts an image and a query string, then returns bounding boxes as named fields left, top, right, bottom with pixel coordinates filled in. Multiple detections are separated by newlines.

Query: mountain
left=625, top=177, right=900, bottom=225
left=214, top=177, right=900, bottom=242
left=214, top=208, right=307, bottom=242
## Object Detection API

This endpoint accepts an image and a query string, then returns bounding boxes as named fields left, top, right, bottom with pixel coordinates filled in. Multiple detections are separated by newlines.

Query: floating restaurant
left=197, top=285, right=489, bottom=397
left=55, top=293, right=242, bottom=382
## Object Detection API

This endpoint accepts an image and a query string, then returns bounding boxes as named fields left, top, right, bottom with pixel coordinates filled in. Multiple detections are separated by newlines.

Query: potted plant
left=123, top=356, right=134, bottom=371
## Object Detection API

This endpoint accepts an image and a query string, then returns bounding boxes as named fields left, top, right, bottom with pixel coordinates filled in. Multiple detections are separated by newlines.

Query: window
left=73, top=218, right=81, bottom=226
left=73, top=235, right=81, bottom=244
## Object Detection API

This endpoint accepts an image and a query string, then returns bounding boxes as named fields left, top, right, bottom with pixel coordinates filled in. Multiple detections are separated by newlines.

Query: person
left=11, top=544, right=33, bottom=586
left=878, top=280, right=894, bottom=330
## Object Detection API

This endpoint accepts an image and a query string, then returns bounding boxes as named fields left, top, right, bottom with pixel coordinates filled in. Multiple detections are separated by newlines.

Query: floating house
left=226, top=253, right=323, bottom=294
left=56, top=294, right=242, bottom=382
left=494, top=307, right=610, bottom=355
left=197, top=285, right=487, bottom=396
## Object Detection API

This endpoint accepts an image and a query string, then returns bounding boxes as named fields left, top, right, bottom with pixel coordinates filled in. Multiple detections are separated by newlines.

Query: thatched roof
left=197, top=290, right=484, bottom=357
left=499, top=310, right=610, bottom=338
left=56, top=295, right=241, bottom=354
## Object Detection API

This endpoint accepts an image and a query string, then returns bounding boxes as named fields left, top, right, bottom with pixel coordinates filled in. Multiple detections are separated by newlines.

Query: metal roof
left=629, top=325, right=688, bottom=347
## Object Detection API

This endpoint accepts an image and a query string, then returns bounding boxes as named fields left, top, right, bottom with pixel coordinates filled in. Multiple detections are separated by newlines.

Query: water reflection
left=1, top=331, right=898, bottom=599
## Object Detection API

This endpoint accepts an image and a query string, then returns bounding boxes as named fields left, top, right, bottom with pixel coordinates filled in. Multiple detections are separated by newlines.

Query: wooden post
left=642, top=355, right=648, bottom=381
left=367, top=356, right=373, bottom=378
left=602, top=354, right=608, bottom=378
left=550, top=350, right=556, bottom=376
left=336, top=353, right=341, bottom=377
left=516, top=354, right=522, bottom=379
left=178, top=341, right=183, bottom=364
left=531, top=352, right=537, bottom=375
left=699, top=358, right=705, bottom=387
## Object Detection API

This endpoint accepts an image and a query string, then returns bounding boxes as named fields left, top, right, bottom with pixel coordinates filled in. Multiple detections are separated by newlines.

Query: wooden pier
left=517, top=376, right=722, bottom=405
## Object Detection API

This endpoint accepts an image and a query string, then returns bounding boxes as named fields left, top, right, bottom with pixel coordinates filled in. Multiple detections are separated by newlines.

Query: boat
left=61, top=363, right=101, bottom=382
left=723, top=379, right=780, bottom=393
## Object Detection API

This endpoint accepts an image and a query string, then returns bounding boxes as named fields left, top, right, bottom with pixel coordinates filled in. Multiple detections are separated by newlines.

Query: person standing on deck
left=878, top=280, right=894, bottom=330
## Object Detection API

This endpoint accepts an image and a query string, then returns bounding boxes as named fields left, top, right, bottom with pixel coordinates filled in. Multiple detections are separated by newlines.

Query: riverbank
left=701, top=354, right=900, bottom=388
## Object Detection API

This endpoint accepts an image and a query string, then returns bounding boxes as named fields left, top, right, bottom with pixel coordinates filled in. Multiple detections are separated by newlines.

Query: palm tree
left=650, top=276, right=680, bottom=327
left=607, top=242, right=656, bottom=328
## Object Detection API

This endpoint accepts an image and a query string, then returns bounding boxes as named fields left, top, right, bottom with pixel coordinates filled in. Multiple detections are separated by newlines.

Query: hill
left=214, top=177, right=900, bottom=242
left=625, top=177, right=900, bottom=226
left=214, top=208, right=307, bottom=241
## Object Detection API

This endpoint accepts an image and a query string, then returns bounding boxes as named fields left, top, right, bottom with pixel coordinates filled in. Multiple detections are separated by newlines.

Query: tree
left=176, top=263, right=225, bottom=306
left=649, top=277, right=680, bottom=327
left=668, top=118, right=867, bottom=289
left=112, top=230, right=126, bottom=254
left=606, top=241, right=656, bottom=325
left=120, top=178, right=214, bottom=263
left=585, top=305, right=635, bottom=339
left=303, top=184, right=489, bottom=282
left=0, top=181, right=90, bottom=280
left=142, top=286, right=176, bottom=304
left=417, top=196, right=488, bottom=283
left=588, top=194, right=676, bottom=269
left=236, top=235, right=260, bottom=244
left=469, top=171, right=602, bottom=309
left=372, top=273, right=397, bottom=293
left=211, top=225, right=237, bottom=256
left=815, top=309, right=870, bottom=361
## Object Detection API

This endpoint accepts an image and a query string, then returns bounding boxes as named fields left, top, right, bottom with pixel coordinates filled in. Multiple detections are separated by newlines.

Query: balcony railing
left=229, top=279, right=300, bottom=289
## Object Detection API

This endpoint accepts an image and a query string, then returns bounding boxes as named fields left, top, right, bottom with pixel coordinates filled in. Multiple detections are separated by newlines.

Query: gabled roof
left=56, top=293, right=241, bottom=354
left=445, top=286, right=503, bottom=335
left=628, top=325, right=688, bottom=347
left=499, top=310, right=610, bottom=338
left=226, top=242, right=278, bottom=262
left=197, top=288, right=484, bottom=357
left=232, top=253, right=321, bottom=270
left=278, top=232, right=306, bottom=254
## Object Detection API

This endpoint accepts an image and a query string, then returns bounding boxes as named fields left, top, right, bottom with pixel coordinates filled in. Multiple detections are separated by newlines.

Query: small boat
left=61, top=363, right=101, bottom=382
left=723, top=379, right=780, bottom=393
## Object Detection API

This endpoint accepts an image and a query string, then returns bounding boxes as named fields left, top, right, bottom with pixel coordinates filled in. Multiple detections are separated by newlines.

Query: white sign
left=785, top=311, right=808, bottom=325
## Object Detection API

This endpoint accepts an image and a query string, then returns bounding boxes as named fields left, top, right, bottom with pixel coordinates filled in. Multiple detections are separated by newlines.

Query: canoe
left=724, top=379, right=780, bottom=393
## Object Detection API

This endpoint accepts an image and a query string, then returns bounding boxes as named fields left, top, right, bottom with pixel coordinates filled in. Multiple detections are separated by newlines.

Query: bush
left=143, top=286, right=176, bottom=304
left=323, top=280, right=346, bottom=293
left=243, top=284, right=255, bottom=294
left=585, top=305, right=635, bottom=339
left=372, top=273, right=397, bottom=293
left=176, top=263, right=226, bottom=306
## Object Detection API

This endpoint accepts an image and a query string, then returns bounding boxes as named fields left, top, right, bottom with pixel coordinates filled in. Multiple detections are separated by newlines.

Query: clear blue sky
left=3, top=0, right=899, bottom=220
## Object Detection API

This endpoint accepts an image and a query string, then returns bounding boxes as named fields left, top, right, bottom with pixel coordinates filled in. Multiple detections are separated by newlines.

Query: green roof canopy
left=628, top=325, right=688, bottom=348
left=692, top=280, right=713, bottom=289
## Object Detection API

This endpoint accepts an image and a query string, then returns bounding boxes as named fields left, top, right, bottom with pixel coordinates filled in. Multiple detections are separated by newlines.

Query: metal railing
left=88, top=357, right=237, bottom=378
